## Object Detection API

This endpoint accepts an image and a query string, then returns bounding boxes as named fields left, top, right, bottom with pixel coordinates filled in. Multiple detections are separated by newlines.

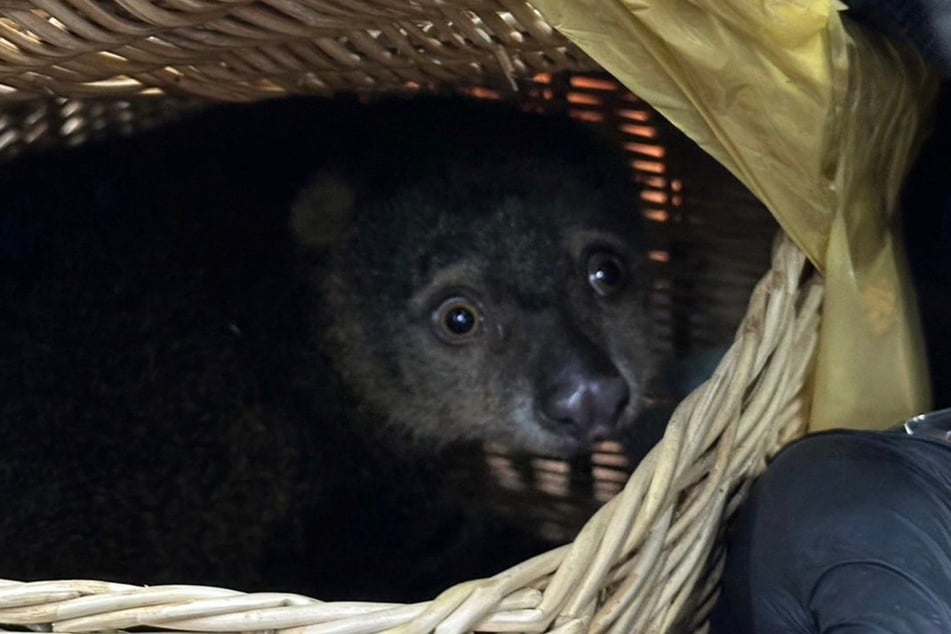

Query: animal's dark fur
left=0, top=96, right=655, bottom=599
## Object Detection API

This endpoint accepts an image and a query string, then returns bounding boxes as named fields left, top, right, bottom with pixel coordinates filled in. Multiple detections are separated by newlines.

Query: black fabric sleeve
left=712, top=430, right=951, bottom=633
left=846, top=0, right=951, bottom=74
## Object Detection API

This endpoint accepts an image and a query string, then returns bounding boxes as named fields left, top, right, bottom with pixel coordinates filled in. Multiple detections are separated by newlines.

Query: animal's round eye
left=586, top=251, right=626, bottom=297
left=432, top=297, right=483, bottom=343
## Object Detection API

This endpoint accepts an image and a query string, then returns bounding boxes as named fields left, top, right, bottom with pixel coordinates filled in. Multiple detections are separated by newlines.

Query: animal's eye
left=432, top=296, right=483, bottom=343
left=586, top=250, right=626, bottom=297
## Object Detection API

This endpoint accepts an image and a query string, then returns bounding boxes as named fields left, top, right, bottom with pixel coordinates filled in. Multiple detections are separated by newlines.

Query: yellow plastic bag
left=533, top=0, right=936, bottom=430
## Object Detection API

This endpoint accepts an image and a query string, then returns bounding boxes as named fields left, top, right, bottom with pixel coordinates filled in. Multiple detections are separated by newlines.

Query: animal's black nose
left=542, top=374, right=630, bottom=439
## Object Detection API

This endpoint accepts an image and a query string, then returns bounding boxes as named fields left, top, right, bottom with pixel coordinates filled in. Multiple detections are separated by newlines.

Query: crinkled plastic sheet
left=533, top=0, right=937, bottom=430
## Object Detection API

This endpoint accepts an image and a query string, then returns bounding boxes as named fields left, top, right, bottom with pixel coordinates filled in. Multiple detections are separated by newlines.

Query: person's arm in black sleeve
left=712, top=431, right=951, bottom=633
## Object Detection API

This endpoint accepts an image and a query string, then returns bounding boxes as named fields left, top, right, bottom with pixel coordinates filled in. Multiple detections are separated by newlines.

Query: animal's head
left=293, top=99, right=654, bottom=456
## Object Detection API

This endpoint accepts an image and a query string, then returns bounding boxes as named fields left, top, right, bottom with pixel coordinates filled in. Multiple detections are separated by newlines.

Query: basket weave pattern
left=0, top=235, right=820, bottom=633
left=0, top=0, right=596, bottom=101
left=0, top=2, right=820, bottom=630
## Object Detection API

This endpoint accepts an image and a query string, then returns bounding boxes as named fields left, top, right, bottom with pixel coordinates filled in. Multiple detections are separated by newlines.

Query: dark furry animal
left=0, top=96, right=654, bottom=600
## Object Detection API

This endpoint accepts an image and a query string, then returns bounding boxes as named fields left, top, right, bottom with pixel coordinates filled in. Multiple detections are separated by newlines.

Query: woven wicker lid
left=0, top=1, right=598, bottom=101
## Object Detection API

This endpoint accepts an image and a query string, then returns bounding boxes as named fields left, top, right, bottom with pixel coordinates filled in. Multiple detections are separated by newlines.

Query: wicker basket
left=0, top=2, right=822, bottom=632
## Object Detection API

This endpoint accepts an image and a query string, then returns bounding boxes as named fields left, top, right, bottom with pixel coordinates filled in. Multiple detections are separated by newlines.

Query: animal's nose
left=542, top=374, right=630, bottom=439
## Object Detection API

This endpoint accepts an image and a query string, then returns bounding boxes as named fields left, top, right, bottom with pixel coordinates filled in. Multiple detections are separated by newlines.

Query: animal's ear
left=290, top=173, right=355, bottom=249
